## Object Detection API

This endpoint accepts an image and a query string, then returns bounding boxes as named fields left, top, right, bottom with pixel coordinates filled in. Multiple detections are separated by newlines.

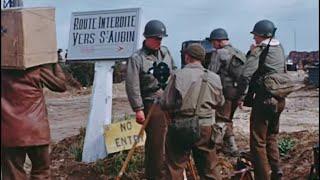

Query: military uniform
left=242, top=38, right=286, bottom=180
left=207, top=44, right=246, bottom=153
left=126, top=44, right=175, bottom=179
left=161, top=44, right=225, bottom=180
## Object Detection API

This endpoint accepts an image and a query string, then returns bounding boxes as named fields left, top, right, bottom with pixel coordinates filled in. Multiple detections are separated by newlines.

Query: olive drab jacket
left=239, top=38, right=286, bottom=96
left=1, top=64, right=66, bottom=147
left=125, top=45, right=175, bottom=111
left=207, top=44, right=246, bottom=99
left=161, top=63, right=225, bottom=122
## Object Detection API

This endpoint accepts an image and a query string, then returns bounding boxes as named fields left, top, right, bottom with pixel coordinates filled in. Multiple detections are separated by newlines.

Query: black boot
left=271, top=170, right=283, bottom=180
left=223, top=136, right=240, bottom=157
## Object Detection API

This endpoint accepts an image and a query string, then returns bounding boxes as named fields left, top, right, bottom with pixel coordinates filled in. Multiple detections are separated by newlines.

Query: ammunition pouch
left=170, top=117, right=201, bottom=150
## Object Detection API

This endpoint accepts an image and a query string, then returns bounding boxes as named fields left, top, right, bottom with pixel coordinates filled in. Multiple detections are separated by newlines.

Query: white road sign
left=67, top=8, right=141, bottom=60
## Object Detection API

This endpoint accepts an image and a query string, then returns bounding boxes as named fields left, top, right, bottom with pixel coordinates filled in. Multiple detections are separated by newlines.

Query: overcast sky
left=3, top=0, right=319, bottom=67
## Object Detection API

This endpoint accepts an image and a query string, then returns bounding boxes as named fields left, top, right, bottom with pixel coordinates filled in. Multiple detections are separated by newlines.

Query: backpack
left=263, top=72, right=304, bottom=98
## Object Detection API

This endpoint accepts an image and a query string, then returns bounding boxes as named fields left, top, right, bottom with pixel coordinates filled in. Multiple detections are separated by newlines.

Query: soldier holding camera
left=125, top=19, right=175, bottom=179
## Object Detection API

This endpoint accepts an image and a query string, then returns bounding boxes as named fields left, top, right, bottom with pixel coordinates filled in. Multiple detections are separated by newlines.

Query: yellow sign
left=104, top=119, right=146, bottom=154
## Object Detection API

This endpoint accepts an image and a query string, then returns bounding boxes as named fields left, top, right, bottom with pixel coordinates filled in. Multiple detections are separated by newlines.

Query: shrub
left=278, top=137, right=295, bottom=157
left=62, top=63, right=94, bottom=87
left=69, top=127, right=86, bottom=161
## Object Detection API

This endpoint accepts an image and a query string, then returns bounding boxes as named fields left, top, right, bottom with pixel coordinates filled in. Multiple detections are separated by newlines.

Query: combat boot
left=271, top=169, right=283, bottom=180
left=223, top=136, right=240, bottom=157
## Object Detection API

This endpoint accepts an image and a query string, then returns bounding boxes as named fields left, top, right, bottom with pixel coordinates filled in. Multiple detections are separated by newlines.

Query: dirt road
left=46, top=84, right=133, bottom=143
left=46, top=83, right=319, bottom=143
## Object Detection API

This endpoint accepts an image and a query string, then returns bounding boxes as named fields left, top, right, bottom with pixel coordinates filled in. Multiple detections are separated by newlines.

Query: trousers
left=164, top=125, right=221, bottom=180
left=216, top=99, right=239, bottom=138
left=143, top=102, right=168, bottom=179
left=250, top=96, right=285, bottom=180
left=1, top=145, right=50, bottom=180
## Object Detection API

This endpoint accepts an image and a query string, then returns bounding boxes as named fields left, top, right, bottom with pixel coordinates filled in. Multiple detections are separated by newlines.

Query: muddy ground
left=24, top=71, right=318, bottom=180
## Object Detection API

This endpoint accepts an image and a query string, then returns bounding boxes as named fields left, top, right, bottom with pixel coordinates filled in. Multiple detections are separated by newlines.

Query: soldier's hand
left=135, top=110, right=145, bottom=125
left=237, top=100, right=244, bottom=110
left=250, top=44, right=257, bottom=52
left=155, top=89, right=164, bottom=97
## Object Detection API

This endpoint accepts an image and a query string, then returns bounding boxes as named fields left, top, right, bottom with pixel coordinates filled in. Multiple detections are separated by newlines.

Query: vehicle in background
left=286, top=58, right=297, bottom=71
left=180, top=39, right=214, bottom=68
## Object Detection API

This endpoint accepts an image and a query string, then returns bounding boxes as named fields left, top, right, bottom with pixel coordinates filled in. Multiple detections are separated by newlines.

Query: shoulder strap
left=194, top=69, right=209, bottom=116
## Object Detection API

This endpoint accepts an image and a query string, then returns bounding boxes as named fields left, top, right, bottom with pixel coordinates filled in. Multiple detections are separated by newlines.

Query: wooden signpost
left=67, top=8, right=141, bottom=162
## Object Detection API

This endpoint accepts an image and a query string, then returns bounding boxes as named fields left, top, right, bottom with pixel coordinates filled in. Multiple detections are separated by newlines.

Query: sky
left=3, top=0, right=319, bottom=67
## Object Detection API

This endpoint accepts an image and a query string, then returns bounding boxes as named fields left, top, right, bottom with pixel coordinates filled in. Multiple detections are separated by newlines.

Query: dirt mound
left=50, top=130, right=318, bottom=179
left=279, top=130, right=319, bottom=179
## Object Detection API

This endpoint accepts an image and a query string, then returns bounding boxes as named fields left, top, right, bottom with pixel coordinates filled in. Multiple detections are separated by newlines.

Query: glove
left=135, top=110, right=145, bottom=125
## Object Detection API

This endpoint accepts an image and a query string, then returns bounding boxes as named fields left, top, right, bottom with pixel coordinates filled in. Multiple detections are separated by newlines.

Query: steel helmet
left=207, top=28, right=229, bottom=40
left=251, top=19, right=277, bottom=37
left=143, top=20, right=168, bottom=38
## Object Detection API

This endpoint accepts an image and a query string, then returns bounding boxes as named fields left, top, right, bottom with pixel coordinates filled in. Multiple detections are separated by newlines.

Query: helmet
left=251, top=19, right=276, bottom=37
left=207, top=28, right=229, bottom=40
left=143, top=20, right=168, bottom=38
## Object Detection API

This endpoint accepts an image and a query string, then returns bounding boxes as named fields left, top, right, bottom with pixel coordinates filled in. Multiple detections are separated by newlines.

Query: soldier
left=206, top=28, right=246, bottom=156
left=161, top=43, right=225, bottom=179
left=1, top=63, right=67, bottom=179
left=238, top=20, right=286, bottom=180
left=125, top=19, right=175, bottom=179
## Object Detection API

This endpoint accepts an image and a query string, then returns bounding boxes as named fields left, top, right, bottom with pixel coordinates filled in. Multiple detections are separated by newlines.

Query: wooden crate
left=1, top=7, right=57, bottom=69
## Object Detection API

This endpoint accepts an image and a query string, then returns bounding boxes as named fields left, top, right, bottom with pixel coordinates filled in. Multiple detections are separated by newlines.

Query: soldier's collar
left=222, top=43, right=232, bottom=48
left=142, top=44, right=157, bottom=55
left=259, top=38, right=280, bottom=46
left=142, top=44, right=165, bottom=60
left=184, top=63, right=204, bottom=69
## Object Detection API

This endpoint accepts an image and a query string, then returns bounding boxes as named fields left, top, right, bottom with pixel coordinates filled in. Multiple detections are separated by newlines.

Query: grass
left=278, top=137, right=295, bottom=157
left=69, top=127, right=85, bottom=162
left=94, top=159, right=107, bottom=174
left=107, top=148, right=144, bottom=177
